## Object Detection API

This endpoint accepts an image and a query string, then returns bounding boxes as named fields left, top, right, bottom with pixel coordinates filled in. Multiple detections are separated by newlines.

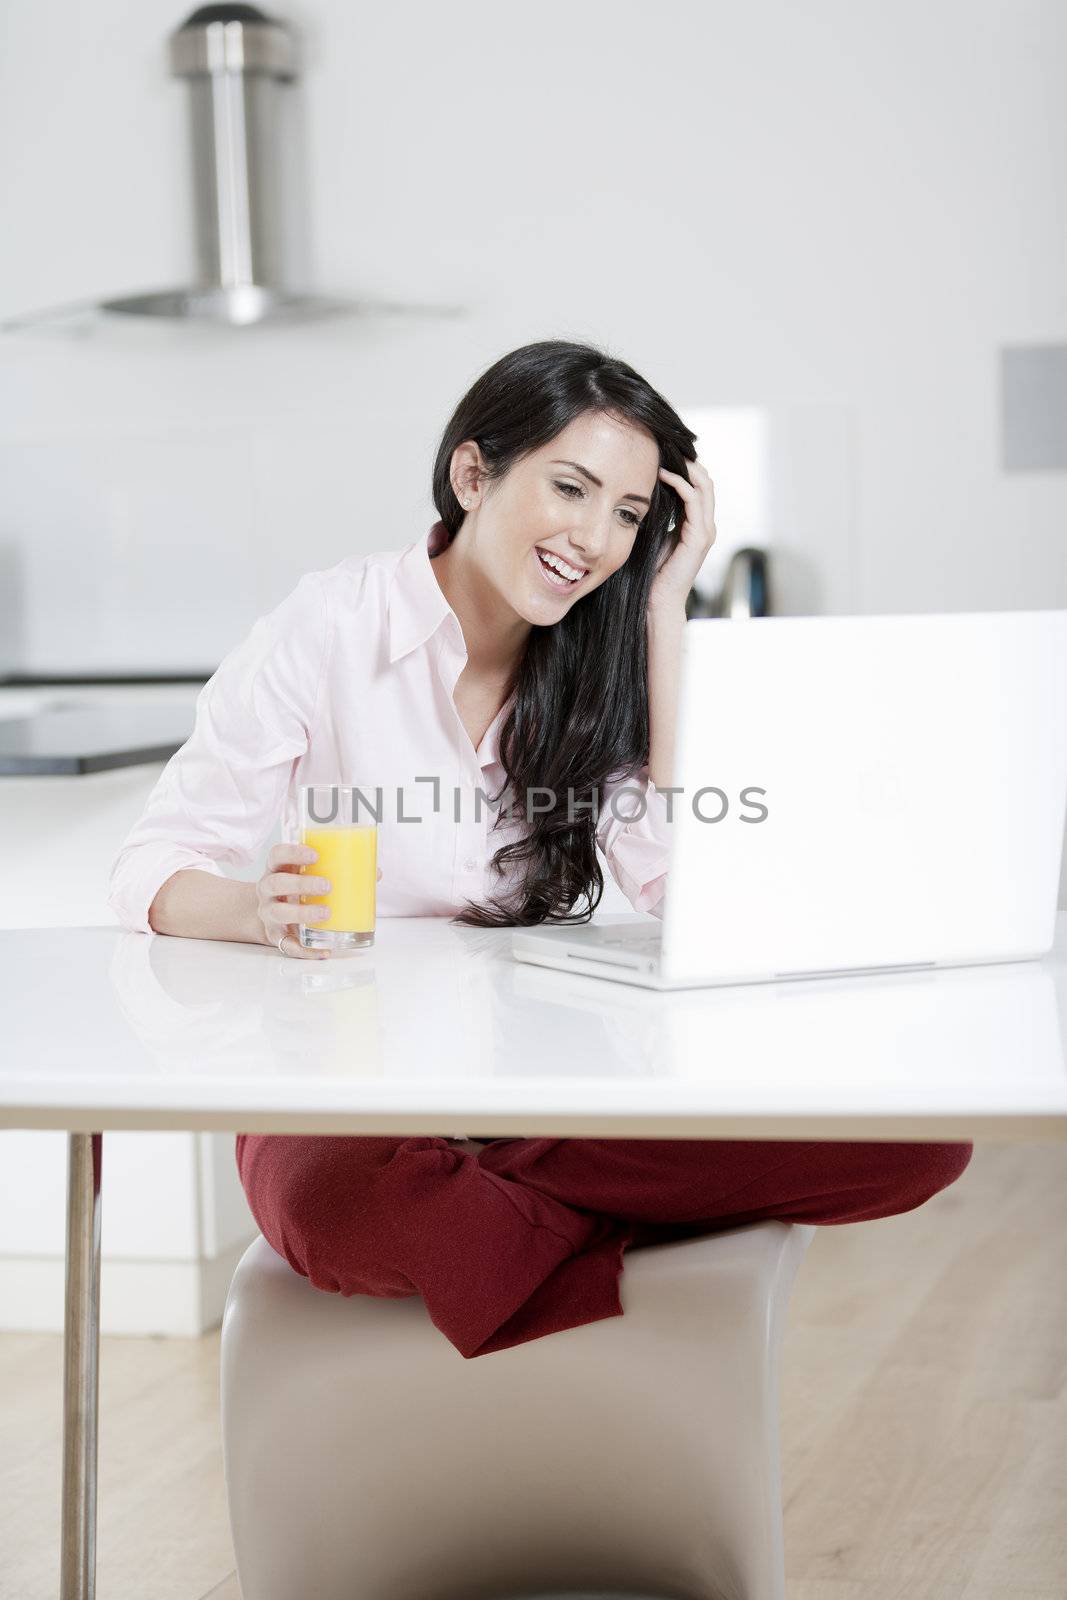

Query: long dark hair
left=433, top=339, right=697, bottom=928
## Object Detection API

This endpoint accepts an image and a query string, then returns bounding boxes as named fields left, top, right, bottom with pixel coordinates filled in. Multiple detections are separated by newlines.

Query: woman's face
left=452, top=411, right=660, bottom=624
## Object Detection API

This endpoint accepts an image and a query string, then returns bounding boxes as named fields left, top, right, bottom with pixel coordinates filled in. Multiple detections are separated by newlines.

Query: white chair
left=220, top=1218, right=816, bottom=1600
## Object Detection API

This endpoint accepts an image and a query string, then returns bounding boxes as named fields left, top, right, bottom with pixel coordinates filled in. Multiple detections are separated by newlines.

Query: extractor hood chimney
left=3, top=4, right=462, bottom=332
left=113, top=2, right=304, bottom=324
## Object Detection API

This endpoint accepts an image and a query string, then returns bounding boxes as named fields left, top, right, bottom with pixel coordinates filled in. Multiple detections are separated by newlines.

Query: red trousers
left=235, top=1133, right=973, bottom=1360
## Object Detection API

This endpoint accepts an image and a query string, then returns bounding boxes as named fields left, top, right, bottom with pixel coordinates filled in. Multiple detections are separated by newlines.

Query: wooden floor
left=1, top=1141, right=1063, bottom=1599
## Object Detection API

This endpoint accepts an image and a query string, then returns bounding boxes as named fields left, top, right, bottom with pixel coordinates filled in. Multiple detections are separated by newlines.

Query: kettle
left=686, top=547, right=771, bottom=620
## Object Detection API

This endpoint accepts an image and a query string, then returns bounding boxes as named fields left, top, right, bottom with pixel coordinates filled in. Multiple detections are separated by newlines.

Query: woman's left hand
left=648, top=457, right=717, bottom=616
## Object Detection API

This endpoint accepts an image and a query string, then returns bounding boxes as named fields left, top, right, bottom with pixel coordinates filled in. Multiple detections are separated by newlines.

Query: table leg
left=60, top=1132, right=102, bottom=1600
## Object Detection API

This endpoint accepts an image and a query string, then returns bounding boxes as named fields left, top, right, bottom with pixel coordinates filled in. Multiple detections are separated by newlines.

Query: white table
left=4, top=915, right=1067, bottom=1599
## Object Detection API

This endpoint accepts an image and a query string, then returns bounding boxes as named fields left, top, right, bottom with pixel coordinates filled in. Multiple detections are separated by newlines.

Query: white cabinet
left=0, top=685, right=259, bottom=1335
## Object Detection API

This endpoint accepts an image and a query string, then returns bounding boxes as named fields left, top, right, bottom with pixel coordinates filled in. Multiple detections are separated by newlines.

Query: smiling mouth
left=534, top=546, right=588, bottom=590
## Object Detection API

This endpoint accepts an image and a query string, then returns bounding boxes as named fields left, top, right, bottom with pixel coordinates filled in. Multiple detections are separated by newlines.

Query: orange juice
left=300, top=825, right=377, bottom=932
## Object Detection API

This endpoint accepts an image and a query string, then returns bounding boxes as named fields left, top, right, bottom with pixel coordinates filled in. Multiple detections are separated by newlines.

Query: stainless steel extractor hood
left=3, top=4, right=462, bottom=332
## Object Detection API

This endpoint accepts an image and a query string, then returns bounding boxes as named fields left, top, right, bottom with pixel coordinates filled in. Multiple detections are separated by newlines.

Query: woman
left=107, top=339, right=973, bottom=1360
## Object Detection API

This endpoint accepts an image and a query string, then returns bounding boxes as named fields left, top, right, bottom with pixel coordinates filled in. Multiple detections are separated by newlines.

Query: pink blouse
left=106, top=521, right=672, bottom=935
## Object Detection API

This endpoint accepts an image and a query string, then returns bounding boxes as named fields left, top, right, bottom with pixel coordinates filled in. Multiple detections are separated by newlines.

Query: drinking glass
left=294, top=783, right=378, bottom=953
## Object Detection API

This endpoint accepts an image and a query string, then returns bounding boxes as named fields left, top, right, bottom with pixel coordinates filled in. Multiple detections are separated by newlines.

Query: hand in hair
left=649, top=456, right=717, bottom=615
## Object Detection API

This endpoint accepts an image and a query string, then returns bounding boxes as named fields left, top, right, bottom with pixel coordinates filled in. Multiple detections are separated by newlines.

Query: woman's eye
left=554, top=481, right=641, bottom=527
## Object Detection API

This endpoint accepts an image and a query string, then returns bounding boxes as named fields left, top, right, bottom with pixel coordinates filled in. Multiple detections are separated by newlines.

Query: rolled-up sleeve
left=595, top=764, right=672, bottom=919
left=106, top=572, right=330, bottom=934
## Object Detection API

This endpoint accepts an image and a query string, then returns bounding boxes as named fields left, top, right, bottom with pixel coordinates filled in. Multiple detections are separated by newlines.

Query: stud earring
left=463, top=497, right=471, bottom=507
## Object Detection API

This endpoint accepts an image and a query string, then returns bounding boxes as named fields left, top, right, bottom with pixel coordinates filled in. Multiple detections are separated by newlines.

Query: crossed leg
left=234, top=1133, right=973, bottom=1359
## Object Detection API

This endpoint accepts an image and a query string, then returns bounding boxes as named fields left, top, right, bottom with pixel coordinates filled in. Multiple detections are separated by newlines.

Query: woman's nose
left=569, top=521, right=609, bottom=561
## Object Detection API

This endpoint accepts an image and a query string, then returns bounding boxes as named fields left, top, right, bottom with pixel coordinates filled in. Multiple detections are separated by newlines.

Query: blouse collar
left=386, top=520, right=458, bottom=665
left=385, top=520, right=515, bottom=770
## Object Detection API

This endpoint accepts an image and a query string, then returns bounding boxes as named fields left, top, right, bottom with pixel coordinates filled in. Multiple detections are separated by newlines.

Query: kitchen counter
left=0, top=677, right=206, bottom=775
left=0, top=705, right=199, bottom=774
left=0, top=672, right=214, bottom=687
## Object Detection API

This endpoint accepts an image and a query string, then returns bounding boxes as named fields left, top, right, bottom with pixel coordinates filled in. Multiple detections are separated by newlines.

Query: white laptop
left=511, top=610, right=1067, bottom=990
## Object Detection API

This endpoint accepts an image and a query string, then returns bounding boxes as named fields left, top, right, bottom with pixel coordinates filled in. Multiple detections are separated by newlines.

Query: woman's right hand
left=256, top=842, right=382, bottom=959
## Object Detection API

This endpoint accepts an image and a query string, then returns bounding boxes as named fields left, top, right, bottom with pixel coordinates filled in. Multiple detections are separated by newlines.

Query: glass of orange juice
left=295, top=784, right=378, bottom=953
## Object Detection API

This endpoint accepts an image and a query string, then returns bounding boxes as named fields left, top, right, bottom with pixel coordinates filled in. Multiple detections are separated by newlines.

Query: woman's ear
left=451, top=440, right=486, bottom=506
